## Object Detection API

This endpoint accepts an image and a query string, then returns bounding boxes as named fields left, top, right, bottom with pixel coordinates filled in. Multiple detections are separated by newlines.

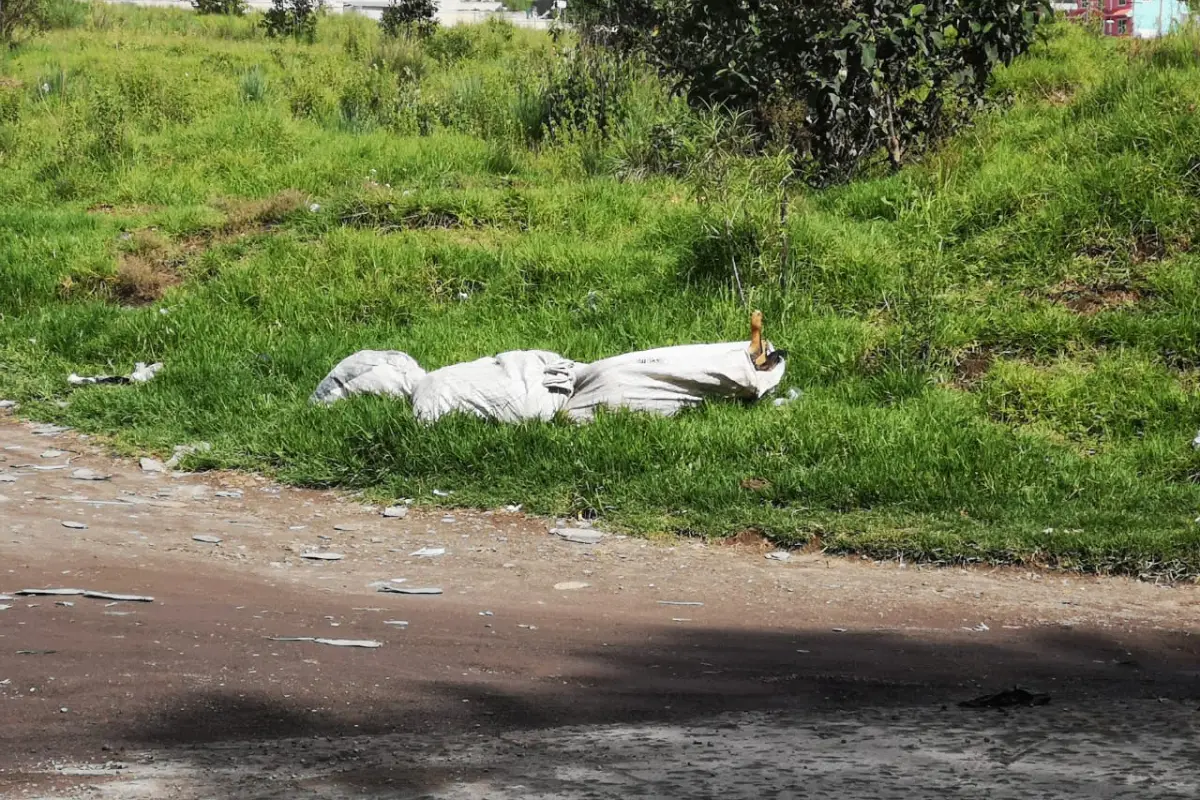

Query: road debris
left=31, top=425, right=71, bottom=435
left=657, top=600, right=703, bottom=606
left=382, top=506, right=408, bottom=518
left=0, top=400, right=17, bottom=410
left=960, top=688, right=1051, bottom=709
left=410, top=547, right=446, bottom=558
left=432, top=489, right=452, bottom=497
left=766, top=550, right=791, bottom=561
left=383, top=620, right=409, bottom=627
left=41, top=450, right=65, bottom=459
left=552, top=528, right=605, bottom=545
left=164, top=442, right=211, bottom=469
left=61, top=521, right=88, bottom=530
left=504, top=504, right=522, bottom=512
left=377, top=585, right=442, bottom=595
left=554, top=581, right=590, bottom=591
left=333, top=524, right=360, bottom=532
left=192, top=535, right=222, bottom=544
left=0, top=473, right=16, bottom=482
left=268, top=637, right=382, bottom=648
left=15, top=589, right=153, bottom=602
left=70, top=468, right=111, bottom=481
left=301, top=552, right=344, bottom=561
left=17, top=649, right=58, bottom=655
left=139, top=458, right=166, bottom=473
left=214, top=490, right=243, bottom=498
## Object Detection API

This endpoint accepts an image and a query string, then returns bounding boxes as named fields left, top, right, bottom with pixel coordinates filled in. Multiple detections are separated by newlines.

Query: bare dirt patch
left=1043, top=278, right=1141, bottom=316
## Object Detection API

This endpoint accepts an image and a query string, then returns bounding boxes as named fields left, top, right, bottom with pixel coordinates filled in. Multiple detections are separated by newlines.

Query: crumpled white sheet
left=411, top=350, right=578, bottom=424
left=309, top=350, right=427, bottom=405
left=313, top=340, right=786, bottom=424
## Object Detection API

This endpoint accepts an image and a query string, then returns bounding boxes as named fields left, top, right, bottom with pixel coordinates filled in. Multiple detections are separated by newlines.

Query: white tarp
left=310, top=350, right=426, bottom=405
left=411, top=350, right=577, bottom=424
left=311, top=322, right=786, bottom=423
left=564, top=342, right=785, bottom=421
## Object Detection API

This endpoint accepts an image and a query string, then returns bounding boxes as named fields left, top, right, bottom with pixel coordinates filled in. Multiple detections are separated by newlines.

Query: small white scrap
left=214, top=490, right=243, bottom=498
left=382, top=506, right=408, bottom=519
left=192, top=535, right=222, bottom=544
left=410, top=547, right=446, bottom=558
left=766, top=550, right=791, bottom=562
left=269, top=636, right=381, bottom=648
left=301, top=552, right=344, bottom=561
left=61, top=521, right=88, bottom=530
left=0, top=400, right=17, bottom=410
left=32, top=424, right=71, bottom=435
left=657, top=600, right=703, bottom=606
left=140, top=458, right=166, bottom=473
left=1193, top=429, right=1200, bottom=449
left=772, top=387, right=802, bottom=408
left=504, top=504, right=522, bottom=513
left=383, top=620, right=409, bottom=627
left=333, top=523, right=359, bottom=531
left=70, top=468, right=110, bottom=481
left=41, top=449, right=65, bottom=459
left=554, top=581, right=590, bottom=591
left=432, top=489, right=452, bottom=497
left=15, top=588, right=153, bottom=602
left=0, top=473, right=16, bottom=482
left=377, top=585, right=442, bottom=595
left=552, top=528, right=604, bottom=545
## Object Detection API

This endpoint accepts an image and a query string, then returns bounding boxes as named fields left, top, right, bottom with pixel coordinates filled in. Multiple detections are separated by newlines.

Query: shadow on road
left=111, top=624, right=1199, bottom=797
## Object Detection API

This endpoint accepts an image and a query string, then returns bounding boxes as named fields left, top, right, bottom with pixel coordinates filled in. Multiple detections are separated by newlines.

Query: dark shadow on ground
left=108, top=624, right=1200, bottom=798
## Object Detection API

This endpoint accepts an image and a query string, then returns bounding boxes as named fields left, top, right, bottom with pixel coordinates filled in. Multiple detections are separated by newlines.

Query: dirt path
left=1, top=416, right=1197, bottom=799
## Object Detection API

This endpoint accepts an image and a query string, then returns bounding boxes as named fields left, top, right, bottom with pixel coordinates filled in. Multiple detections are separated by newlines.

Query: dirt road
left=0, top=416, right=1197, bottom=799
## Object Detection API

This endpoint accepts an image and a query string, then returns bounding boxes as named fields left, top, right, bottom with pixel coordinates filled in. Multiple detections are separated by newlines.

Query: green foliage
left=577, top=0, right=1052, bottom=184
left=2, top=14, right=1200, bottom=578
left=380, top=0, right=438, bottom=39
left=1, top=0, right=45, bottom=47
left=262, top=0, right=319, bottom=42
left=192, top=0, right=248, bottom=15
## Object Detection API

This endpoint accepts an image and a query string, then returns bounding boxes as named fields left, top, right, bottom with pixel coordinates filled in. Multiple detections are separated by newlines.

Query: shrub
left=379, top=0, right=438, bottom=39
left=262, top=0, right=319, bottom=42
left=239, top=65, right=267, bottom=102
left=577, top=0, right=1051, bottom=184
left=192, top=0, right=247, bottom=15
left=1, top=0, right=45, bottom=47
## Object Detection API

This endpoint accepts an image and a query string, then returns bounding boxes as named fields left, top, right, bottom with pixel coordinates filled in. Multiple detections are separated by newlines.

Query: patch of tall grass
left=1, top=9, right=1199, bottom=577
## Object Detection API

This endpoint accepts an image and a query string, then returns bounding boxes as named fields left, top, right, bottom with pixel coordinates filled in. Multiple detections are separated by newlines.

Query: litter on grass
left=312, top=311, right=787, bottom=424
left=68, top=362, right=162, bottom=386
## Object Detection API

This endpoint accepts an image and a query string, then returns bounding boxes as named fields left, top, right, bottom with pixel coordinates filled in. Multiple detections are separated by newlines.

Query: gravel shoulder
left=1, top=417, right=1197, bottom=799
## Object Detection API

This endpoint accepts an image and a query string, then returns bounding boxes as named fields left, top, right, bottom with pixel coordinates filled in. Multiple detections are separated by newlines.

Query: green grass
left=2, top=6, right=1200, bottom=578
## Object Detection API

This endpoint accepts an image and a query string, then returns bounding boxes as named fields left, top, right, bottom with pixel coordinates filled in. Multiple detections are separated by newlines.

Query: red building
left=1063, top=0, right=1134, bottom=36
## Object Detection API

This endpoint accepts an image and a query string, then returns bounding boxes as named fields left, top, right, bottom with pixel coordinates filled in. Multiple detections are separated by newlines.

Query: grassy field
left=2, top=6, right=1200, bottom=578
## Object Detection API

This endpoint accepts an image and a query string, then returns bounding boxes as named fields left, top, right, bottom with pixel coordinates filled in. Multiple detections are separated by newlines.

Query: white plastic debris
left=554, top=581, right=590, bottom=591
left=411, top=350, right=578, bottom=424
left=70, top=468, right=110, bottom=481
left=382, top=505, right=408, bottom=518
left=68, top=362, right=162, bottom=386
left=0, top=400, right=17, bottom=410
left=301, top=552, right=344, bottom=561
left=772, top=387, right=803, bottom=408
left=504, top=504, right=522, bottom=513
left=41, top=449, right=65, bottom=459
left=657, top=600, right=703, bottom=606
left=139, top=458, right=166, bottom=473
left=31, top=424, right=71, bottom=435
left=192, top=535, right=222, bottom=544
left=383, top=620, right=409, bottom=627
left=552, top=528, right=605, bottom=545
left=432, top=489, right=452, bottom=497
left=766, top=550, right=791, bottom=562
left=377, top=585, right=442, bottom=595
left=410, top=547, right=446, bottom=558
left=0, top=473, right=16, bottom=482
left=214, top=490, right=243, bottom=498
left=61, top=521, right=88, bottom=530
left=310, top=350, right=426, bottom=405
left=164, top=442, right=212, bottom=469
left=333, top=523, right=360, bottom=532
left=1193, top=429, right=1200, bottom=450
left=269, top=637, right=381, bottom=648
left=16, top=589, right=153, bottom=602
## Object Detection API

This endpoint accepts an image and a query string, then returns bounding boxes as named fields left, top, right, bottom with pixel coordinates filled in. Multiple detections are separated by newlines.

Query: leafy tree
left=380, top=0, right=438, bottom=39
left=262, top=0, right=320, bottom=42
left=192, top=0, right=247, bottom=15
left=576, top=0, right=1050, bottom=184
left=1, top=0, right=46, bottom=48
